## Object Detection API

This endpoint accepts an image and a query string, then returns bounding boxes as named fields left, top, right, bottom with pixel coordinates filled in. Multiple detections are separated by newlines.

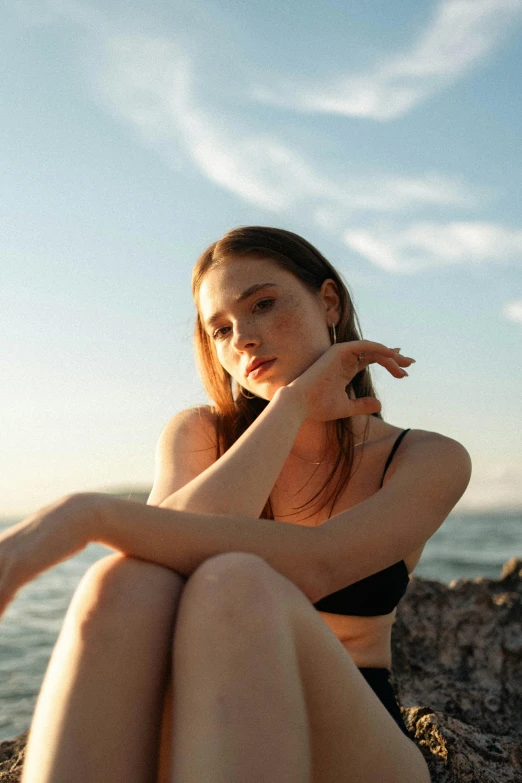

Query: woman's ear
left=319, top=278, right=341, bottom=325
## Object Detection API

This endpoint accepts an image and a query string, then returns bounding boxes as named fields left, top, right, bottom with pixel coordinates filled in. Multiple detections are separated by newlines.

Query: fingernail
left=401, top=370, right=409, bottom=376
left=393, top=347, right=401, bottom=352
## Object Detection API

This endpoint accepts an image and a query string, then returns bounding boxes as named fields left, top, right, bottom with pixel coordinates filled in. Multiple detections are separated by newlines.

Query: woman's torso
left=269, top=420, right=425, bottom=670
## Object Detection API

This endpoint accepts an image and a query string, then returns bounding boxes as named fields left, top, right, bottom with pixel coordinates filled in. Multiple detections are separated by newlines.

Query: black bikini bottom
left=357, top=668, right=411, bottom=738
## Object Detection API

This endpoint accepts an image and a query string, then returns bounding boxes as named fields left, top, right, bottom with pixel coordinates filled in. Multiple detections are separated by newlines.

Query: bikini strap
left=379, top=429, right=411, bottom=487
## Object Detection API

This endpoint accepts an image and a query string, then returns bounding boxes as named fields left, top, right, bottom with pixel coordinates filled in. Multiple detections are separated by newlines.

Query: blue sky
left=2, top=0, right=521, bottom=517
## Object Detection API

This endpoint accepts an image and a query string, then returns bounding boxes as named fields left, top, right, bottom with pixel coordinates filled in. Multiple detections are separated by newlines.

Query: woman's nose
left=232, top=322, right=260, bottom=350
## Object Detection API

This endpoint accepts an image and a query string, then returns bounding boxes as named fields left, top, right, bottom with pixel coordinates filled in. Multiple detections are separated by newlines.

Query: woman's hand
left=285, top=340, right=415, bottom=422
left=0, top=493, right=97, bottom=618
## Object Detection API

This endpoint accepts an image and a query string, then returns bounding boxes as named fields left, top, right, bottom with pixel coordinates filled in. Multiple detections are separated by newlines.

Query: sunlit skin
left=0, top=248, right=469, bottom=783
left=198, top=258, right=335, bottom=392
left=197, top=255, right=411, bottom=461
left=0, top=256, right=415, bottom=612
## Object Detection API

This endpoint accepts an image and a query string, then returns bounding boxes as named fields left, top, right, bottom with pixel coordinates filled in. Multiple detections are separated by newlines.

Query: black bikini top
left=313, top=429, right=411, bottom=617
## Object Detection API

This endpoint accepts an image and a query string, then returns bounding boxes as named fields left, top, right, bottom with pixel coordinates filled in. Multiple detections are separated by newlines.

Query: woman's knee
left=67, top=553, right=185, bottom=636
left=180, top=552, right=286, bottom=621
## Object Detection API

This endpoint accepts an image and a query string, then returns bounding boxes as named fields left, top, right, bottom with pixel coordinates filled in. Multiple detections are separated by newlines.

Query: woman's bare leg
left=166, top=552, right=429, bottom=783
left=169, top=552, right=312, bottom=783
left=21, top=553, right=184, bottom=783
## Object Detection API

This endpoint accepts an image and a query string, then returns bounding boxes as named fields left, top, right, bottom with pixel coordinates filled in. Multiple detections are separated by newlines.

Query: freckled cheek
left=272, top=309, right=329, bottom=369
left=270, top=310, right=308, bottom=339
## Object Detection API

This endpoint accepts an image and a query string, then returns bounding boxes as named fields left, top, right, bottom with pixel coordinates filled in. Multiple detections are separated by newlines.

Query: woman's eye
left=212, top=300, right=274, bottom=339
left=254, top=298, right=274, bottom=312
left=212, top=326, right=230, bottom=340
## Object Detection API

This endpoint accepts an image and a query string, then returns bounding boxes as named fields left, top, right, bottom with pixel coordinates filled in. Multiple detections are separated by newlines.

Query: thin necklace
left=289, top=440, right=366, bottom=465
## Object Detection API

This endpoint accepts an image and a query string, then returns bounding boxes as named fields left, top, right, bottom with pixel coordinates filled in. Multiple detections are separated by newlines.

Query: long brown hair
left=191, top=226, right=382, bottom=520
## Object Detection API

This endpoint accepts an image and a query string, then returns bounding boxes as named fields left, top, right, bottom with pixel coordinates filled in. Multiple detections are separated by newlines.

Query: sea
left=1, top=506, right=521, bottom=743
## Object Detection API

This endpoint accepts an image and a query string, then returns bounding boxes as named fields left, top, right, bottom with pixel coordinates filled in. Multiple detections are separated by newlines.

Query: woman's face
left=197, top=256, right=339, bottom=399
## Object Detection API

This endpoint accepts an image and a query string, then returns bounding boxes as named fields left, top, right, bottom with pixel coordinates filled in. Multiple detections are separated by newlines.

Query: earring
left=330, top=323, right=337, bottom=345
left=239, top=386, right=256, bottom=399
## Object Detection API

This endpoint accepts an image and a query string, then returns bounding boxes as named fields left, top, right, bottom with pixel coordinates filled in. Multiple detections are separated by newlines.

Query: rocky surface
left=2, top=558, right=521, bottom=782
left=392, top=557, right=522, bottom=782
left=0, top=731, right=27, bottom=783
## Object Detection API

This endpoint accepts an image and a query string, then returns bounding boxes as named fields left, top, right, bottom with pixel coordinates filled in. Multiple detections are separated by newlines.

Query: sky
left=1, top=0, right=521, bottom=518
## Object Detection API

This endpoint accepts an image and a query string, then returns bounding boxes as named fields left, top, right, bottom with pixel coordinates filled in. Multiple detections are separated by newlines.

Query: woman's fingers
left=293, top=340, right=414, bottom=422
left=347, top=396, right=382, bottom=416
left=365, top=353, right=414, bottom=378
left=0, top=494, right=90, bottom=619
left=339, top=341, right=415, bottom=378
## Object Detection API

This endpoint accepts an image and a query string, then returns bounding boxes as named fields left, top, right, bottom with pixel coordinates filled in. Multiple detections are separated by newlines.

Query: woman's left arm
left=0, top=431, right=470, bottom=618
left=312, top=431, right=472, bottom=599
left=0, top=492, right=323, bottom=617
left=96, top=431, right=470, bottom=600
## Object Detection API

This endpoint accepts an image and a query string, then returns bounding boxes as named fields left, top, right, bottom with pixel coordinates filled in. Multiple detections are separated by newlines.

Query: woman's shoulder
left=158, top=406, right=218, bottom=453
left=364, top=422, right=469, bottom=467
left=164, top=405, right=218, bottom=428
left=401, top=427, right=469, bottom=453
left=149, top=407, right=219, bottom=504
left=375, top=427, right=472, bottom=533
left=382, top=425, right=472, bottom=483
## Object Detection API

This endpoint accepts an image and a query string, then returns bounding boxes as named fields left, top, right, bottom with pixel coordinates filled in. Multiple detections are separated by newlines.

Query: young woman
left=0, top=226, right=471, bottom=783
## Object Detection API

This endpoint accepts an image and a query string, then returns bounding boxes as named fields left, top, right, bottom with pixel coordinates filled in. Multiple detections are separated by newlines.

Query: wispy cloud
left=344, top=221, right=522, bottom=272
left=14, top=2, right=520, bottom=281
left=502, top=299, right=522, bottom=323
left=97, top=35, right=312, bottom=211
left=253, top=0, right=522, bottom=119
left=95, top=34, right=477, bottom=217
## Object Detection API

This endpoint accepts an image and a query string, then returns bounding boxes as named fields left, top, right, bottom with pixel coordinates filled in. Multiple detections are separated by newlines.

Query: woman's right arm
left=148, top=342, right=411, bottom=518
left=147, top=386, right=305, bottom=518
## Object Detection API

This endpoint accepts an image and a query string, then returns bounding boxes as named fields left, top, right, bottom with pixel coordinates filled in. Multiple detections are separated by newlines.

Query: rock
left=0, top=731, right=28, bottom=783
left=2, top=559, right=521, bottom=782
left=391, top=557, right=522, bottom=782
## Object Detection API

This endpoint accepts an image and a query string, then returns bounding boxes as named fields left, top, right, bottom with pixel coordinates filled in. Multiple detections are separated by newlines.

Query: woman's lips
left=248, top=359, right=276, bottom=380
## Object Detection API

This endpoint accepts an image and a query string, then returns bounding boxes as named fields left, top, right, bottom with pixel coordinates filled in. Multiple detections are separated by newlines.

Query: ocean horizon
left=1, top=503, right=521, bottom=742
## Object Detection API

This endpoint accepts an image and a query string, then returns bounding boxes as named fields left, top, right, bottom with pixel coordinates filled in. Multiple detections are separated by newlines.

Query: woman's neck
left=289, top=415, right=373, bottom=463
